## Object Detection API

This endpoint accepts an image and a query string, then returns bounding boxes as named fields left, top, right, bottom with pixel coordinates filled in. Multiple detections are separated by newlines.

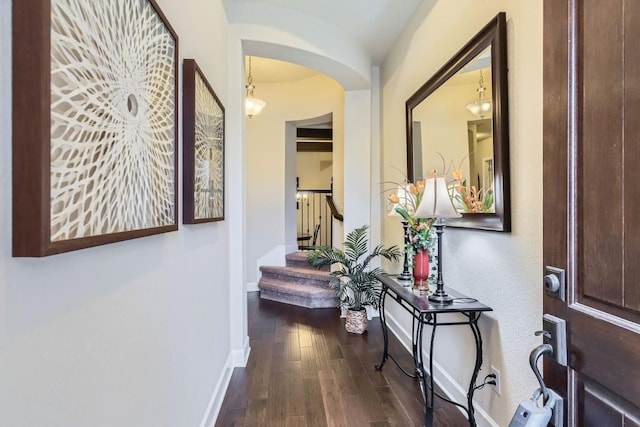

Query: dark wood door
left=544, top=0, right=640, bottom=425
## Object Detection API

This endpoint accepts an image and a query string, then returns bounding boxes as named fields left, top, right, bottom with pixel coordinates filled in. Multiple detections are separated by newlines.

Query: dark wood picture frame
left=406, top=12, right=510, bottom=232
left=12, top=0, right=180, bottom=257
left=182, top=59, right=225, bottom=224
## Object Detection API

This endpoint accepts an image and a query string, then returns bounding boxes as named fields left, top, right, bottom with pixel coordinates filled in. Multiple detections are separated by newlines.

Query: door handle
left=536, top=314, right=567, bottom=367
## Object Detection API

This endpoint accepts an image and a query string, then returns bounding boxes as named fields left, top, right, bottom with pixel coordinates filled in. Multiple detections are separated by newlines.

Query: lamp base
left=396, top=272, right=413, bottom=283
left=428, top=289, right=454, bottom=304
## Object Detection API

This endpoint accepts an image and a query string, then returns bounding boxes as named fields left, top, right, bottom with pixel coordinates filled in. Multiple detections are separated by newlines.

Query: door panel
left=580, top=0, right=624, bottom=308
left=624, top=0, right=640, bottom=312
left=581, top=382, right=624, bottom=427
left=580, top=378, right=640, bottom=427
left=568, top=310, right=640, bottom=404
left=544, top=0, right=640, bottom=424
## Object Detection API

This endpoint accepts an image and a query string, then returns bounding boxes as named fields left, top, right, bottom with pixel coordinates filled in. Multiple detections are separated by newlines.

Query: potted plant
left=307, top=225, right=401, bottom=334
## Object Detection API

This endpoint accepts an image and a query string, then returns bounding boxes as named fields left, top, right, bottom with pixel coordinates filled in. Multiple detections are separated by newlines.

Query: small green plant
left=307, top=225, right=401, bottom=311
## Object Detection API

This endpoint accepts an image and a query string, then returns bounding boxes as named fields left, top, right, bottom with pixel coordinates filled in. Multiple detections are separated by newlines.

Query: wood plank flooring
left=215, top=292, right=469, bottom=427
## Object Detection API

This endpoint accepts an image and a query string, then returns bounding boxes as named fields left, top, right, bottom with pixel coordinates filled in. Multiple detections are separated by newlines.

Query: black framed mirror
left=406, top=12, right=510, bottom=231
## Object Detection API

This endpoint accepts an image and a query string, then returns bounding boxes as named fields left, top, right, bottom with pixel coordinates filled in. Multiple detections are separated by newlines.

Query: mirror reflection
left=406, top=12, right=510, bottom=231
left=411, top=47, right=495, bottom=213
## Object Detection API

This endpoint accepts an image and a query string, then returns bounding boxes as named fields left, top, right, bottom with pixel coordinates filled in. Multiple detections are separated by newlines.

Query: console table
left=375, top=274, right=493, bottom=427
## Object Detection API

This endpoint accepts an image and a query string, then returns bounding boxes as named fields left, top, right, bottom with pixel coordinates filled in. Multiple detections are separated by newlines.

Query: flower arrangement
left=450, top=164, right=494, bottom=213
left=386, top=178, right=437, bottom=281
left=385, top=153, right=493, bottom=285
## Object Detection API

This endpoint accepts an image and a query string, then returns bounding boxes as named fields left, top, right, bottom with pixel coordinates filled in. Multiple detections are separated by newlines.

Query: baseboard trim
left=232, top=336, right=251, bottom=367
left=199, top=337, right=252, bottom=427
left=246, top=281, right=259, bottom=292
left=199, top=354, right=234, bottom=427
left=384, top=312, right=499, bottom=427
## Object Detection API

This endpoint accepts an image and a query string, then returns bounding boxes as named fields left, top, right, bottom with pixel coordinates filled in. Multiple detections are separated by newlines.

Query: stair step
left=285, top=251, right=329, bottom=271
left=258, top=277, right=338, bottom=309
left=260, top=266, right=332, bottom=287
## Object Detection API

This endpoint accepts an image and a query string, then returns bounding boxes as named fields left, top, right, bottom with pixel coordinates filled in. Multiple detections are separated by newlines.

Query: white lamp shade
left=388, top=184, right=413, bottom=217
left=388, top=203, right=401, bottom=217
left=466, top=99, right=492, bottom=118
left=245, top=97, right=266, bottom=118
left=413, top=176, right=462, bottom=219
left=396, top=184, right=413, bottom=211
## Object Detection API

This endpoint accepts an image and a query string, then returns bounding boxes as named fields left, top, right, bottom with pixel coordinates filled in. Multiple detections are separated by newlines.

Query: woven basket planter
left=345, top=309, right=368, bottom=334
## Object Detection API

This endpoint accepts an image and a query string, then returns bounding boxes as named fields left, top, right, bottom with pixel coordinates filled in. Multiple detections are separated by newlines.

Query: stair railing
left=325, top=195, right=343, bottom=222
left=296, top=189, right=334, bottom=249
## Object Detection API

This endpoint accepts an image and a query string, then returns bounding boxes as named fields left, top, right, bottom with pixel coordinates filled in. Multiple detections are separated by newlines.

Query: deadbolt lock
left=544, top=266, right=565, bottom=302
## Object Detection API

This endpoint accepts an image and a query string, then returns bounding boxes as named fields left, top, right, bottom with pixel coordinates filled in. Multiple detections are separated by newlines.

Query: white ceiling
left=245, top=57, right=319, bottom=84
left=228, top=0, right=423, bottom=82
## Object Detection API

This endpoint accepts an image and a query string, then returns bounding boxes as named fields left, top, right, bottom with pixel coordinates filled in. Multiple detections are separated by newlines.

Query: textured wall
left=381, top=1, right=543, bottom=425
left=0, top=0, right=234, bottom=425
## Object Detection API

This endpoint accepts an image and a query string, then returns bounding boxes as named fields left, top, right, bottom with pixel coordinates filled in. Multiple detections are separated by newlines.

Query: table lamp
left=413, top=176, right=461, bottom=304
left=388, top=185, right=413, bottom=283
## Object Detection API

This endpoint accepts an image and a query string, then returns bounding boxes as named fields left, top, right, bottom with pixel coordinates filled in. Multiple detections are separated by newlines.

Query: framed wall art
left=182, top=59, right=225, bottom=224
left=12, top=0, right=179, bottom=257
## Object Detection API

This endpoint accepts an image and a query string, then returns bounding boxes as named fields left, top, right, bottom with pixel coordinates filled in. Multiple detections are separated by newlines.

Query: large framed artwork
left=12, top=0, right=179, bottom=257
left=182, top=59, right=225, bottom=224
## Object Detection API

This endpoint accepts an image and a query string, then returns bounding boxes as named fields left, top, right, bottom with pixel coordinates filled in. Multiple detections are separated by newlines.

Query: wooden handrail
left=325, top=195, right=344, bottom=222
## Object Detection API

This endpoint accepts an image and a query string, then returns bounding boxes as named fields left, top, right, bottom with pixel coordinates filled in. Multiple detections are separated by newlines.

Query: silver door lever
left=530, top=343, right=553, bottom=402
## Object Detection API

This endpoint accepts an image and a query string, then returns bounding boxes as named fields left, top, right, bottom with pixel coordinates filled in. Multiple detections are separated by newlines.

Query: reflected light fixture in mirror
left=466, top=70, right=492, bottom=118
left=245, top=56, right=266, bottom=118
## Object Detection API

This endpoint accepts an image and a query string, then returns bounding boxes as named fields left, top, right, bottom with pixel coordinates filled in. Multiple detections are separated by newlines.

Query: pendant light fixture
left=466, top=69, right=492, bottom=119
left=245, top=56, right=266, bottom=118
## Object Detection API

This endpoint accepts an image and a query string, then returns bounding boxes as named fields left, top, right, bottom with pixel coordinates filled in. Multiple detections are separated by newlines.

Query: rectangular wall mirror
left=406, top=12, right=510, bottom=231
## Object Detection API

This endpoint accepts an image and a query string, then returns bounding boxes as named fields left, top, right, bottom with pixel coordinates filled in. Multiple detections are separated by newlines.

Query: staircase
left=258, top=252, right=338, bottom=309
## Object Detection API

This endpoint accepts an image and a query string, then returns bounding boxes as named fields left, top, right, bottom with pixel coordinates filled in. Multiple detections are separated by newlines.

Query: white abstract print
left=50, top=0, right=176, bottom=240
left=194, top=71, right=224, bottom=219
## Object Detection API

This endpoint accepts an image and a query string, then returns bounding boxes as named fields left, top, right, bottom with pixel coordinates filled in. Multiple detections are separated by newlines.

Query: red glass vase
left=412, top=250, right=430, bottom=289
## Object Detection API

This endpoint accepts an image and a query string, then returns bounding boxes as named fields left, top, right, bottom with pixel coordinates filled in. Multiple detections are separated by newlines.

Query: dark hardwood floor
left=215, top=292, right=468, bottom=427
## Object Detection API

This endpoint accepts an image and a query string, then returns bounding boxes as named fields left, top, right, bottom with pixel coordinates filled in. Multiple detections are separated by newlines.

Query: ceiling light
left=245, top=56, right=266, bottom=118
left=466, top=69, right=492, bottom=119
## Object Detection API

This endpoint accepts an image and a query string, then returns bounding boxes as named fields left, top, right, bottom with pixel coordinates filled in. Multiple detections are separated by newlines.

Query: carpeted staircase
left=258, top=252, right=338, bottom=309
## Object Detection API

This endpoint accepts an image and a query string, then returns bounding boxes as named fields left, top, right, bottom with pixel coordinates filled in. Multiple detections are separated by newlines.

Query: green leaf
left=306, top=224, right=399, bottom=311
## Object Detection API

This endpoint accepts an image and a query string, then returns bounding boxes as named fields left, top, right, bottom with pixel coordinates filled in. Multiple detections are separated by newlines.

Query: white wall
left=381, top=1, right=543, bottom=425
left=344, top=89, right=374, bottom=235
left=297, top=152, right=333, bottom=190
left=245, top=74, right=344, bottom=284
left=0, top=1, right=242, bottom=425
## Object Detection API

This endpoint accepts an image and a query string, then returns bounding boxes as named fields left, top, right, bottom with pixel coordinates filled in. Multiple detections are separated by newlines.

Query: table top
left=378, top=274, right=493, bottom=314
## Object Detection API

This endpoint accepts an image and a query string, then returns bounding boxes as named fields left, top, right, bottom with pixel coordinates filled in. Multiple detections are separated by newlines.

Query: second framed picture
left=183, top=59, right=225, bottom=223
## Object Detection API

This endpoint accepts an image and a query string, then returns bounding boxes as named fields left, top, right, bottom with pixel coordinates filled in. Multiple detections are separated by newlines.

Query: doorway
left=296, top=127, right=333, bottom=249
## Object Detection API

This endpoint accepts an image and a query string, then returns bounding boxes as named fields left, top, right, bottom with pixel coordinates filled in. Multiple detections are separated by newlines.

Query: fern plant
left=307, top=225, right=401, bottom=311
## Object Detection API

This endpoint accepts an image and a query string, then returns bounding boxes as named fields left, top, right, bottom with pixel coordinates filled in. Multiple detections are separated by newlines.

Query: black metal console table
left=375, top=274, right=493, bottom=427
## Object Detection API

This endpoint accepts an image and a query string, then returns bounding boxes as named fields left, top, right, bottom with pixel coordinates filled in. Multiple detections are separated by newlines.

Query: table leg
left=414, top=317, right=427, bottom=401
left=425, top=315, right=438, bottom=426
left=467, top=312, right=483, bottom=427
left=411, top=316, right=420, bottom=379
left=408, top=314, right=433, bottom=427
left=375, top=287, right=389, bottom=370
